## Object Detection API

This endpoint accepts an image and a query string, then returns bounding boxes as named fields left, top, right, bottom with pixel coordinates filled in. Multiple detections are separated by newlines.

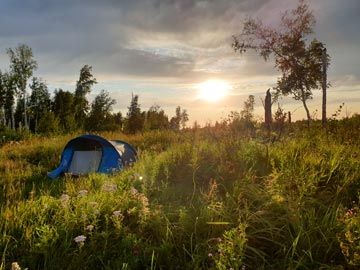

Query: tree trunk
left=322, top=48, right=327, bottom=128
left=264, top=89, right=272, bottom=131
left=301, top=98, right=311, bottom=127
left=1, top=107, right=5, bottom=126
left=299, top=84, right=311, bottom=126
left=35, top=116, right=38, bottom=133
left=288, top=111, right=291, bottom=124
left=23, top=91, right=29, bottom=129
left=11, top=110, right=15, bottom=129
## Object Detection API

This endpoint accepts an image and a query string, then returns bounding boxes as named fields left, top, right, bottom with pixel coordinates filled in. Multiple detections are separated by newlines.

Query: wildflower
left=60, top=194, right=70, bottom=200
left=345, top=208, right=356, bottom=217
left=11, top=262, right=21, bottom=270
left=89, top=201, right=98, bottom=207
left=133, top=250, right=139, bottom=256
left=102, top=182, right=117, bottom=192
left=78, top=190, right=88, bottom=196
left=74, top=235, right=86, bottom=243
left=138, top=193, right=149, bottom=206
left=208, top=253, right=213, bottom=258
left=86, top=225, right=94, bottom=231
left=217, top=249, right=222, bottom=255
left=113, top=210, right=122, bottom=216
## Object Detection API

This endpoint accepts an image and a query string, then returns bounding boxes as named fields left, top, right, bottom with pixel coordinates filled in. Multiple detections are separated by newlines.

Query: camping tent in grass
left=48, top=134, right=137, bottom=179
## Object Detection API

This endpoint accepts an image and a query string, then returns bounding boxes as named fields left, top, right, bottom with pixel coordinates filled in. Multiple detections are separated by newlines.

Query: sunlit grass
left=1, top=122, right=360, bottom=269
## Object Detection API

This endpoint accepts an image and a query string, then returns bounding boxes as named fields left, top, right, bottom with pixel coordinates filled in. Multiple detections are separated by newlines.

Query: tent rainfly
left=48, top=134, right=137, bottom=179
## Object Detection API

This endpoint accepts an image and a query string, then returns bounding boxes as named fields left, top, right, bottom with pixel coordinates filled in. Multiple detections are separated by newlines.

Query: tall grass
left=1, top=121, right=360, bottom=269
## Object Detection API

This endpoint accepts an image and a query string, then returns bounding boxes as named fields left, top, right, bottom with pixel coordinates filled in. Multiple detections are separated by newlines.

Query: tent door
left=68, top=150, right=102, bottom=175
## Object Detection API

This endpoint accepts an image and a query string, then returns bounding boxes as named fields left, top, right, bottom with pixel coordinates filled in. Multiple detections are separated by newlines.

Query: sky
left=0, top=0, right=359, bottom=125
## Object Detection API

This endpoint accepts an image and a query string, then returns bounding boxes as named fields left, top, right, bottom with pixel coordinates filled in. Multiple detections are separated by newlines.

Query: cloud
left=0, top=0, right=359, bottom=123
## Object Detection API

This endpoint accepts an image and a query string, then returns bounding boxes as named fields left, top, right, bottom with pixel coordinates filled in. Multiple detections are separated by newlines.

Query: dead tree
left=264, top=89, right=272, bottom=131
left=322, top=48, right=327, bottom=128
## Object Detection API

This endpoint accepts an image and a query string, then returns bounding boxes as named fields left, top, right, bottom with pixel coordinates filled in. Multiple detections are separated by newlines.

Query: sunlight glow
left=197, top=80, right=230, bottom=102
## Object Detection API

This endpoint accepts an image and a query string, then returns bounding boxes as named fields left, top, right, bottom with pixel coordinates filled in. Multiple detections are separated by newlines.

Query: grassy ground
left=1, top=120, right=360, bottom=269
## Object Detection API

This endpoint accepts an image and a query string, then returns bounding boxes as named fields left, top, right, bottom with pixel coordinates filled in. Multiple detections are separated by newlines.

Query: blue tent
left=48, top=134, right=137, bottom=179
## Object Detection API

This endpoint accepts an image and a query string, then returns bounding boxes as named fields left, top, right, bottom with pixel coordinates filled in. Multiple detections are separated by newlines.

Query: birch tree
left=7, top=44, right=37, bottom=129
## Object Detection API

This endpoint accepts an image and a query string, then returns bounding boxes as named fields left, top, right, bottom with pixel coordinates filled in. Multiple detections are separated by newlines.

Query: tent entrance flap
left=68, top=150, right=102, bottom=175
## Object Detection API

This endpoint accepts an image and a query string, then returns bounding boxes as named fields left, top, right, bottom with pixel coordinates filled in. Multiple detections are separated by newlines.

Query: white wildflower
left=74, top=235, right=86, bottom=243
left=102, top=182, right=117, bottom=192
left=89, top=201, right=98, bottom=207
left=78, top=190, right=88, bottom=196
left=60, top=194, right=70, bottom=200
left=113, top=210, right=122, bottom=216
left=11, top=262, right=21, bottom=270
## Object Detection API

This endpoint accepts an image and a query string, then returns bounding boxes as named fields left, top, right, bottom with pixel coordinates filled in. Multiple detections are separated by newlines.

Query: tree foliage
left=52, top=89, right=77, bottom=132
left=232, top=0, right=330, bottom=124
left=170, top=106, right=189, bottom=130
left=29, top=77, right=51, bottom=133
left=74, top=65, right=97, bottom=127
left=7, top=44, right=38, bottom=129
left=240, top=94, right=255, bottom=122
left=125, top=94, right=145, bottom=134
left=144, top=104, right=169, bottom=131
left=0, top=45, right=191, bottom=134
left=85, top=90, right=117, bottom=131
left=0, top=72, right=17, bottom=129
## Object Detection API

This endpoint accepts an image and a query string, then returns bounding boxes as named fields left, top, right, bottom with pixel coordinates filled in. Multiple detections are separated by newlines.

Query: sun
left=197, top=80, right=230, bottom=102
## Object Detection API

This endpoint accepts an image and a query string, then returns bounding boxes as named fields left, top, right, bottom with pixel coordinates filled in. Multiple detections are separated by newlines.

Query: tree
left=0, top=71, right=6, bottom=126
left=232, top=0, right=330, bottom=125
left=240, top=95, right=255, bottom=122
left=37, top=111, right=59, bottom=135
left=29, top=77, right=51, bottom=133
left=0, top=72, right=17, bottom=129
left=106, top=112, right=123, bottom=131
left=322, top=48, right=327, bottom=128
left=14, top=96, right=25, bottom=129
left=52, top=89, right=76, bottom=132
left=74, top=65, right=97, bottom=128
left=144, top=104, right=169, bottom=131
left=264, top=89, right=272, bottom=131
left=273, top=104, right=287, bottom=139
left=125, top=94, right=144, bottom=134
left=85, top=90, right=116, bottom=131
left=7, top=44, right=38, bottom=129
left=170, top=106, right=189, bottom=130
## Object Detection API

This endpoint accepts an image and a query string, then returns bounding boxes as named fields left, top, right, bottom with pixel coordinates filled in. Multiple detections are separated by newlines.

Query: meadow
left=1, top=117, right=360, bottom=270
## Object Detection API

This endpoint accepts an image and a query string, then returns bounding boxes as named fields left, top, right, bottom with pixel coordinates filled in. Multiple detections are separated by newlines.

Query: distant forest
left=0, top=44, right=189, bottom=135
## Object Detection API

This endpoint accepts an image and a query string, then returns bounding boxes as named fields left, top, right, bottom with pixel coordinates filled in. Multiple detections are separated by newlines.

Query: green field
left=1, top=118, right=360, bottom=270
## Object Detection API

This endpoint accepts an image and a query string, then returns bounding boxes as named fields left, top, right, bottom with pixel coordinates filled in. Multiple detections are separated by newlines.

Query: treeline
left=0, top=44, right=188, bottom=134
